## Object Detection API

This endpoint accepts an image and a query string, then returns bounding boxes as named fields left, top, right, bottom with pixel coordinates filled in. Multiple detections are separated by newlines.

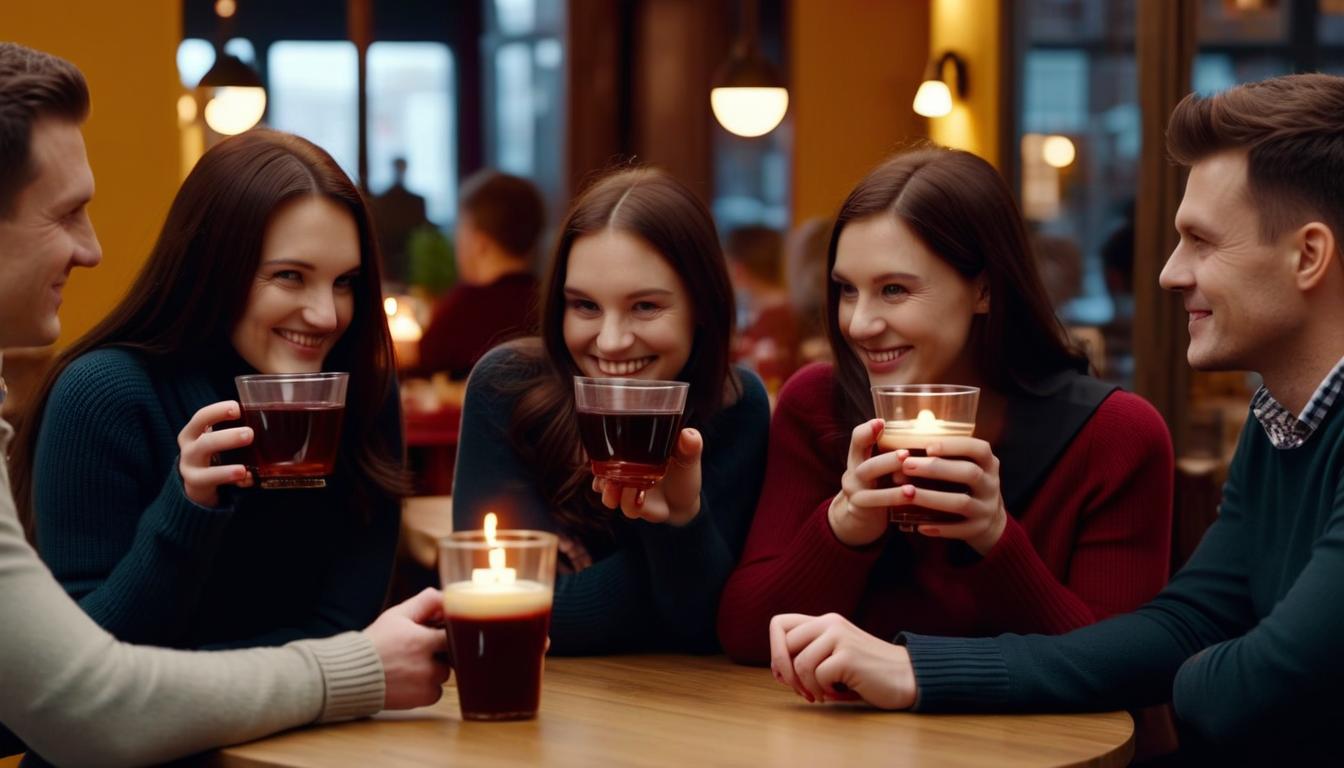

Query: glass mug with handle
left=233, top=372, right=348, bottom=489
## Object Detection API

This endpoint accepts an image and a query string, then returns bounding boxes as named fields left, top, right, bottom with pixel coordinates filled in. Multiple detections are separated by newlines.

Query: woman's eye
left=882, top=284, right=908, bottom=298
left=633, top=301, right=661, bottom=315
left=568, top=299, right=599, bottom=313
left=274, top=270, right=302, bottom=282
left=334, top=274, right=357, bottom=290
left=837, top=282, right=858, bottom=298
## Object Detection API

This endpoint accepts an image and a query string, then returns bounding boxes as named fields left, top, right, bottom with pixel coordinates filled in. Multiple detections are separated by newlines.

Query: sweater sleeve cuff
left=145, top=462, right=235, bottom=549
left=896, top=632, right=1012, bottom=713
left=301, top=631, right=386, bottom=722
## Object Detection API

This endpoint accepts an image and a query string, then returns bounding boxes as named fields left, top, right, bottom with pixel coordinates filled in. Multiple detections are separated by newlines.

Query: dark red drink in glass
left=442, top=585, right=552, bottom=720
left=234, top=372, right=348, bottom=489
left=573, top=377, right=689, bottom=490
left=576, top=410, right=685, bottom=489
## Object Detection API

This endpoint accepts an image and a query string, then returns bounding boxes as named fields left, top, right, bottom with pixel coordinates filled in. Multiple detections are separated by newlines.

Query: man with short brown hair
left=767, top=73, right=1344, bottom=761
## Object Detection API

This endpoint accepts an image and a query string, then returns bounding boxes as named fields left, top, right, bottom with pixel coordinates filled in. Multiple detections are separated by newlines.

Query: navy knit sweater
left=901, top=397, right=1344, bottom=758
left=452, top=346, right=770, bottom=655
left=31, top=347, right=401, bottom=649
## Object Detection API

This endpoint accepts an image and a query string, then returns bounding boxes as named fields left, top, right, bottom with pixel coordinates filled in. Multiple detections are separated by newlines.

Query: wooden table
left=207, top=655, right=1133, bottom=767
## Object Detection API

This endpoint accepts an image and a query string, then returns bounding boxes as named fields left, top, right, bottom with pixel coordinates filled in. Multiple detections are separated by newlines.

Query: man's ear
left=1293, top=221, right=1337, bottom=292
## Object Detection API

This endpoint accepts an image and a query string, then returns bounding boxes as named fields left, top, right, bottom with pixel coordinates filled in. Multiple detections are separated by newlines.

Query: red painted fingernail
left=903, top=485, right=917, bottom=498
left=923, top=527, right=941, bottom=536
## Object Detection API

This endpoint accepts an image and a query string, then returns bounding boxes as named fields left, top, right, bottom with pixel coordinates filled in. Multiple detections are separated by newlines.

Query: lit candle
left=471, top=512, right=517, bottom=586
left=913, top=408, right=940, bottom=432
left=879, top=408, right=975, bottom=453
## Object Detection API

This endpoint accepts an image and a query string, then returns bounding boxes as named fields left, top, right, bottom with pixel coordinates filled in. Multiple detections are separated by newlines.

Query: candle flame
left=915, top=409, right=940, bottom=429
left=383, top=296, right=398, bottom=316
left=489, top=547, right=506, bottom=570
left=484, top=512, right=498, bottom=545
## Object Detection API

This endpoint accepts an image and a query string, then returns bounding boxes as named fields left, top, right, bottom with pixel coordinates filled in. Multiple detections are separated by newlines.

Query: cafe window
left=712, top=1, right=790, bottom=233
left=483, top=0, right=565, bottom=218
left=367, top=42, right=457, bottom=226
left=1015, top=0, right=1139, bottom=384
left=267, top=40, right=360, bottom=182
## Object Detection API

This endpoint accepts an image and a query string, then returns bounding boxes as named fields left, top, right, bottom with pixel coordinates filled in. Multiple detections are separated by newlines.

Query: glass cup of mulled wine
left=233, top=372, right=348, bottom=489
left=439, top=524, right=558, bottom=721
left=573, top=376, right=689, bottom=490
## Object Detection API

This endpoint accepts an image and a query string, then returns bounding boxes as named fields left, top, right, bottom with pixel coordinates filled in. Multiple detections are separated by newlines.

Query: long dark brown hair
left=496, top=167, right=738, bottom=540
left=13, top=130, right=406, bottom=534
left=826, top=147, right=1087, bottom=424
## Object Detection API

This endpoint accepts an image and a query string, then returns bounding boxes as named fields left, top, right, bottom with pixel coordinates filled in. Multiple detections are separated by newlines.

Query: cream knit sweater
left=0, top=418, right=384, bottom=766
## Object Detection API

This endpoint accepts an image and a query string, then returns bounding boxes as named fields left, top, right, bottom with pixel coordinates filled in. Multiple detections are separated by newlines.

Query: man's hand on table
left=768, top=612, right=917, bottom=710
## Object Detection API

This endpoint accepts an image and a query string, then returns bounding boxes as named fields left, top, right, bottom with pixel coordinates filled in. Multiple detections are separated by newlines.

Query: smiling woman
left=11, top=130, right=408, bottom=651
left=452, top=166, right=771, bottom=655
left=718, top=147, right=1175, bottom=665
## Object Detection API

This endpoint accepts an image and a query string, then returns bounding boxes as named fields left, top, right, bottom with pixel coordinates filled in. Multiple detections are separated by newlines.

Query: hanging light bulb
left=710, top=0, right=788, bottom=138
left=198, top=52, right=266, bottom=136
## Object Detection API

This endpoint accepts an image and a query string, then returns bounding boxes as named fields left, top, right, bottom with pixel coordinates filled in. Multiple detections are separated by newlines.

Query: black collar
left=995, top=371, right=1118, bottom=513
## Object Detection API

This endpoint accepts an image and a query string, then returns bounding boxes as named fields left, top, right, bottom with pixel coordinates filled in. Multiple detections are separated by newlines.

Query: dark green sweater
left=901, top=395, right=1344, bottom=755
left=452, top=346, right=770, bottom=655
left=32, top=347, right=401, bottom=650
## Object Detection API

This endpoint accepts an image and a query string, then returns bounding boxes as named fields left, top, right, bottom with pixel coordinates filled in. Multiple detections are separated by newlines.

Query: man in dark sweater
left=767, top=73, right=1344, bottom=760
left=417, top=170, right=543, bottom=379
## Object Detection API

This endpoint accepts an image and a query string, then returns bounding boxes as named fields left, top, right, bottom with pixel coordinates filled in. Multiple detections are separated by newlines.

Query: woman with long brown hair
left=452, top=166, right=770, bottom=654
left=718, top=147, right=1173, bottom=665
left=12, top=129, right=407, bottom=649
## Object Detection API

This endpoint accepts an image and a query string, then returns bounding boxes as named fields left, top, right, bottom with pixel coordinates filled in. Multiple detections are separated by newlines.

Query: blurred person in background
left=369, top=156, right=429, bottom=289
left=785, top=217, right=833, bottom=366
left=417, top=169, right=544, bottom=380
left=726, top=224, right=799, bottom=390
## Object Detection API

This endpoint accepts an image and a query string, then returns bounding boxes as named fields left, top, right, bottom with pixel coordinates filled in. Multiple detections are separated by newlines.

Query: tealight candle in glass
left=438, top=515, right=557, bottom=721
left=871, top=384, right=980, bottom=531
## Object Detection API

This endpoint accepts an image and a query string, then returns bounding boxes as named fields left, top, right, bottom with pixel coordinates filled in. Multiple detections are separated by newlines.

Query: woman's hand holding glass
left=827, top=418, right=911, bottom=547
left=177, top=400, right=254, bottom=508
left=768, top=612, right=917, bottom=709
left=893, top=436, right=1007, bottom=555
left=593, top=427, right=703, bottom=526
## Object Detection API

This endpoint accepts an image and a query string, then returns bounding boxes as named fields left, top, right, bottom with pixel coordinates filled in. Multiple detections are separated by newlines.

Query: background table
left=206, top=655, right=1132, bottom=767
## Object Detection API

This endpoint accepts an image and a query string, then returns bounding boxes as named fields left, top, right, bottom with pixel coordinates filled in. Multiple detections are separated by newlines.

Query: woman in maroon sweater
left=718, top=148, right=1174, bottom=663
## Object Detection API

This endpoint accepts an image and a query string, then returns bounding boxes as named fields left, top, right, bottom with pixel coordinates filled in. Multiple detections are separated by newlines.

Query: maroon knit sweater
left=718, top=363, right=1174, bottom=664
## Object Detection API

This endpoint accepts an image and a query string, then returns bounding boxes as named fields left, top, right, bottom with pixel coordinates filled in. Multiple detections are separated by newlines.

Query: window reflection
left=267, top=41, right=360, bottom=181
left=1017, top=0, right=1138, bottom=383
left=367, top=42, right=456, bottom=226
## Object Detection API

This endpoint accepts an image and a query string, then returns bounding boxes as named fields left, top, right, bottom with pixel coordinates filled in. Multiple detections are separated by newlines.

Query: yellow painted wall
left=928, top=0, right=1001, bottom=168
left=2, top=1, right=182, bottom=347
left=790, top=0, right=931, bottom=225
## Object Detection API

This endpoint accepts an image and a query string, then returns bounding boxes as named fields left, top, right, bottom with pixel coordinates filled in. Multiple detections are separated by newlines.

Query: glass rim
left=870, top=384, right=980, bottom=396
left=438, top=529, right=559, bottom=551
left=572, top=375, right=689, bottom=391
left=235, top=371, right=350, bottom=385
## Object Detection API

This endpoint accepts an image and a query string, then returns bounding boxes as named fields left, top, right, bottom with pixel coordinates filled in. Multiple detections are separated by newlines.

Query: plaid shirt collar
left=1250, top=355, right=1344, bottom=449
